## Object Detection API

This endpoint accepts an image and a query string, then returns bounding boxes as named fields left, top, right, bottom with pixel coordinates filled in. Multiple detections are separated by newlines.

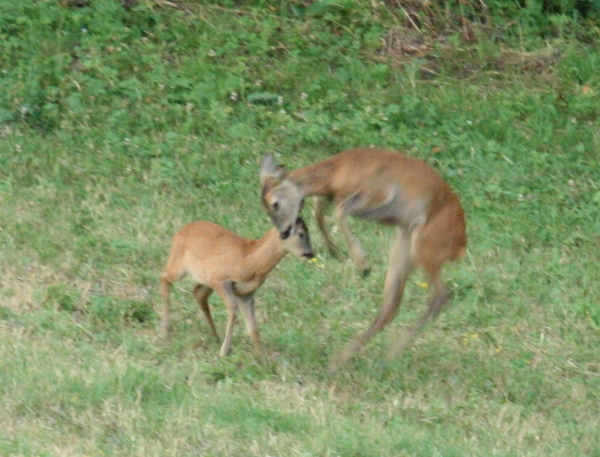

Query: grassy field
left=1, top=1, right=599, bottom=455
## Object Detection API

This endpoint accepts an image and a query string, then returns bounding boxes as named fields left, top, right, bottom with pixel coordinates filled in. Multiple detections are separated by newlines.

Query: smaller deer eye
left=299, top=232, right=304, bottom=238
left=272, top=201, right=280, bottom=210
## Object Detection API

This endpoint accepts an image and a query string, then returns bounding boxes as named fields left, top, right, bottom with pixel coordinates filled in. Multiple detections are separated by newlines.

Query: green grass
left=1, top=1, right=599, bottom=455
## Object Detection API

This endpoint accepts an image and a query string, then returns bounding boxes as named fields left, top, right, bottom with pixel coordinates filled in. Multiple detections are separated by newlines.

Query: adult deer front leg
left=313, top=197, right=340, bottom=259
left=334, top=198, right=369, bottom=276
left=333, top=189, right=397, bottom=276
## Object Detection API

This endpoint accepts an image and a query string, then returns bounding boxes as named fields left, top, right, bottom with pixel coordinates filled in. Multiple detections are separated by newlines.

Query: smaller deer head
left=284, top=217, right=314, bottom=260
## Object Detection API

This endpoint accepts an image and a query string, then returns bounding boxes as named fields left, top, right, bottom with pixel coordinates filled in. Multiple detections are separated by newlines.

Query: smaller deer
left=160, top=218, right=314, bottom=360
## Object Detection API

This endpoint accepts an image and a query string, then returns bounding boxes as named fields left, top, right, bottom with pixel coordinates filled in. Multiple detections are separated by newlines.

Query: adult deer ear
left=260, top=154, right=286, bottom=184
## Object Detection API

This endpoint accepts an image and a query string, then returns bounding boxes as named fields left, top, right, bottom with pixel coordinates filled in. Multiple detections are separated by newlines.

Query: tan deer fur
left=160, top=218, right=314, bottom=359
left=260, top=148, right=467, bottom=367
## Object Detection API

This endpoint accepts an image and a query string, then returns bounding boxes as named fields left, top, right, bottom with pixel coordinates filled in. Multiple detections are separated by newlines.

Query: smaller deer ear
left=260, top=154, right=286, bottom=184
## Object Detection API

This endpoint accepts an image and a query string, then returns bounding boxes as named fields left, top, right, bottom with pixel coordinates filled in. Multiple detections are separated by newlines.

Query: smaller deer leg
left=160, top=257, right=186, bottom=340
left=237, top=294, right=267, bottom=363
left=215, top=282, right=239, bottom=357
left=193, top=285, right=219, bottom=341
left=314, top=197, right=340, bottom=258
left=159, top=276, right=172, bottom=339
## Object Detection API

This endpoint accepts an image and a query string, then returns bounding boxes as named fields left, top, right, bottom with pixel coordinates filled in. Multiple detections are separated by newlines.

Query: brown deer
left=260, top=148, right=467, bottom=367
left=160, top=218, right=314, bottom=360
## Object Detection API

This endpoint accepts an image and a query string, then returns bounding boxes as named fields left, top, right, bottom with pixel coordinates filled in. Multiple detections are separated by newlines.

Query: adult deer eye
left=272, top=201, right=280, bottom=210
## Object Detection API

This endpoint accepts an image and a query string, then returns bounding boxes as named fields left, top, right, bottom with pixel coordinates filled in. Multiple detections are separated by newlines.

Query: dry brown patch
left=0, top=263, right=70, bottom=313
left=0, top=262, right=152, bottom=316
left=379, top=2, right=563, bottom=82
left=494, top=46, right=562, bottom=74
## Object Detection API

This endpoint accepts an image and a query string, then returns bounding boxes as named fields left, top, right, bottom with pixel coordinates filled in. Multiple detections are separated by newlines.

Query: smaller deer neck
left=288, top=160, right=335, bottom=197
left=246, top=228, right=287, bottom=276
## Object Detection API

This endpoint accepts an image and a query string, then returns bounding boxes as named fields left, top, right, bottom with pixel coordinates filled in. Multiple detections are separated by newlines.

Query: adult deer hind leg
left=411, top=198, right=465, bottom=328
left=331, top=228, right=413, bottom=370
left=387, top=216, right=455, bottom=359
left=385, top=268, right=447, bottom=359
left=313, top=197, right=340, bottom=259
left=193, top=285, right=219, bottom=342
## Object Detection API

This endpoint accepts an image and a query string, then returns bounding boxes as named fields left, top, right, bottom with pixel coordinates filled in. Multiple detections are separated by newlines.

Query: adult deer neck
left=288, top=161, right=335, bottom=197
